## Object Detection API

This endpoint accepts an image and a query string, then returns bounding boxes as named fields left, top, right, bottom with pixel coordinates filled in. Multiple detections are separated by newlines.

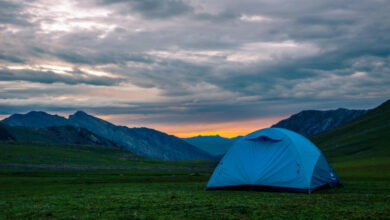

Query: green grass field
left=0, top=143, right=216, bottom=169
left=0, top=163, right=389, bottom=219
left=0, top=142, right=389, bottom=219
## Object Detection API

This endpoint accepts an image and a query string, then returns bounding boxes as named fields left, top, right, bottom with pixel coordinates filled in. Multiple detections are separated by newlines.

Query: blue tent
left=207, top=128, right=341, bottom=193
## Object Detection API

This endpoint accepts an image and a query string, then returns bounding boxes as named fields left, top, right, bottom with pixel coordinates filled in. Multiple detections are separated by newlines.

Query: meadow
left=0, top=143, right=389, bottom=219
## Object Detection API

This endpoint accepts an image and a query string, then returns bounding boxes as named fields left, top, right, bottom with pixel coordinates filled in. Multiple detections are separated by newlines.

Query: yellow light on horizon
left=173, top=130, right=254, bottom=138
left=0, top=110, right=288, bottom=140
left=0, top=115, right=9, bottom=121
left=94, top=114, right=289, bottom=139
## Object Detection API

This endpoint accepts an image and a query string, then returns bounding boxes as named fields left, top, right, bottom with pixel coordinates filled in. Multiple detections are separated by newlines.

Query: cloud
left=240, top=14, right=272, bottom=22
left=0, top=1, right=32, bottom=26
left=0, top=0, right=389, bottom=133
left=0, top=68, right=124, bottom=86
left=0, top=52, right=25, bottom=63
left=97, top=0, right=193, bottom=18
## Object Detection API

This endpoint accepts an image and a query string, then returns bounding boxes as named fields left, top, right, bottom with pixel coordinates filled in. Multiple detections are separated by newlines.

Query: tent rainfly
left=207, top=128, right=342, bottom=193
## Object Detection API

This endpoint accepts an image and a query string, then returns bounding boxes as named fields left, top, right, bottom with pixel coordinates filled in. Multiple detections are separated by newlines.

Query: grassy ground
left=0, top=153, right=389, bottom=219
left=311, top=99, right=390, bottom=163
left=0, top=143, right=216, bottom=169
left=0, top=168, right=389, bottom=219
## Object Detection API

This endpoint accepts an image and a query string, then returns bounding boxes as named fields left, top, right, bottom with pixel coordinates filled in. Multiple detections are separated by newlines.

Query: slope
left=36, top=125, right=118, bottom=147
left=311, top=99, right=390, bottom=163
left=0, top=122, right=117, bottom=148
left=0, top=122, right=53, bottom=143
left=272, top=108, right=367, bottom=136
left=68, top=111, right=214, bottom=160
left=2, top=111, right=214, bottom=160
left=0, top=123, right=15, bottom=141
left=183, top=135, right=242, bottom=156
left=0, top=142, right=215, bottom=169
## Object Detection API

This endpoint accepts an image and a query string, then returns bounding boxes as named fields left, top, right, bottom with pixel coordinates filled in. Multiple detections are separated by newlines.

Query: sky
left=0, top=0, right=389, bottom=137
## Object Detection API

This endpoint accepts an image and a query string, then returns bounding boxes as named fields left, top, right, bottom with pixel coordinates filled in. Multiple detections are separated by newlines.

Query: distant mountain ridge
left=68, top=111, right=213, bottom=160
left=272, top=108, right=367, bottom=137
left=2, top=111, right=213, bottom=161
left=183, top=135, right=242, bottom=156
left=2, top=111, right=69, bottom=128
left=0, top=122, right=118, bottom=148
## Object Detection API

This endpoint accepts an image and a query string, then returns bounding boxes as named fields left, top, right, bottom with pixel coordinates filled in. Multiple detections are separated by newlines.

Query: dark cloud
left=0, top=1, right=32, bottom=26
left=194, top=11, right=240, bottom=22
left=0, top=0, right=389, bottom=127
left=0, top=52, right=25, bottom=63
left=98, top=0, right=193, bottom=18
left=52, top=50, right=153, bottom=65
left=0, top=69, right=124, bottom=86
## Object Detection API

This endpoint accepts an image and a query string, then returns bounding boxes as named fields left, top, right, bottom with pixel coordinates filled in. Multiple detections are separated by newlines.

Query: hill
left=68, top=111, right=213, bottom=160
left=272, top=108, right=367, bottom=136
left=0, top=124, right=15, bottom=141
left=0, top=122, right=118, bottom=148
left=0, top=122, right=53, bottom=143
left=2, top=111, right=69, bottom=128
left=2, top=111, right=214, bottom=161
left=183, top=135, right=242, bottom=156
left=36, top=125, right=118, bottom=147
left=311, top=99, right=390, bottom=162
left=0, top=142, right=216, bottom=170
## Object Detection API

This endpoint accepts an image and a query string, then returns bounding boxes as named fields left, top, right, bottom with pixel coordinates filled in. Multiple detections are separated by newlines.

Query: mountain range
left=0, top=122, right=118, bottom=147
left=2, top=111, right=69, bottom=128
left=1, top=101, right=385, bottom=161
left=1, top=111, right=213, bottom=161
left=272, top=108, right=367, bottom=137
left=183, top=135, right=242, bottom=156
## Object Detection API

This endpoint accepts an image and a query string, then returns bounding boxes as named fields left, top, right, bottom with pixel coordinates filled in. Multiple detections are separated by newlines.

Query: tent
left=206, top=128, right=342, bottom=193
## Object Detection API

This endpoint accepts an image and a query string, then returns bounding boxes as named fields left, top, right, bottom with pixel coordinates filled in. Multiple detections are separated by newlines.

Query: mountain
left=311, top=99, right=390, bottom=162
left=68, top=111, right=213, bottom=160
left=272, top=108, right=367, bottom=137
left=183, top=135, right=242, bottom=156
left=2, top=111, right=214, bottom=160
left=0, top=123, right=15, bottom=141
left=2, top=111, right=69, bottom=128
left=0, top=122, right=52, bottom=143
left=36, top=125, right=118, bottom=147
left=0, top=122, right=118, bottom=148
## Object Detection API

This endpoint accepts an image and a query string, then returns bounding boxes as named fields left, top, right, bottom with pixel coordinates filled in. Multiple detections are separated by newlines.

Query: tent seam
left=283, top=134, right=311, bottom=189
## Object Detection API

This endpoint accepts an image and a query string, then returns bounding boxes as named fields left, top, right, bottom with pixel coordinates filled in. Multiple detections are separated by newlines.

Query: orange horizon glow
left=97, top=114, right=288, bottom=138
left=106, top=115, right=288, bottom=138
left=1, top=112, right=289, bottom=138
left=173, top=130, right=253, bottom=138
left=0, top=115, right=8, bottom=121
left=169, top=115, right=288, bottom=138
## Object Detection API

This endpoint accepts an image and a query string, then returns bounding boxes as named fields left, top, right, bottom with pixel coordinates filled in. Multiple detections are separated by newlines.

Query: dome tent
left=206, top=128, right=341, bottom=193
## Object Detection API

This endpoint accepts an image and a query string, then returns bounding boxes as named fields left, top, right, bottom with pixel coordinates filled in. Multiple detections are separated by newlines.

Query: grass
left=0, top=142, right=389, bottom=219
left=0, top=163, right=389, bottom=219
left=0, top=143, right=216, bottom=169
left=311, top=99, right=390, bottom=162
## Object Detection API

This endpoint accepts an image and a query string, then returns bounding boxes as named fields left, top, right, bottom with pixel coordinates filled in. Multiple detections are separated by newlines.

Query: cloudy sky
left=0, top=0, right=389, bottom=137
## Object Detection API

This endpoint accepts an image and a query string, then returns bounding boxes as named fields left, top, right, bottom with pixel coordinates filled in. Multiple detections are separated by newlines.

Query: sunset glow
left=98, top=114, right=288, bottom=138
